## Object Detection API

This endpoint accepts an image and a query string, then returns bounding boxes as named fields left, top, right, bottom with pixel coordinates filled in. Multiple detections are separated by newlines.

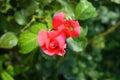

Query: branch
left=21, top=15, right=44, bottom=32
left=89, top=21, right=120, bottom=44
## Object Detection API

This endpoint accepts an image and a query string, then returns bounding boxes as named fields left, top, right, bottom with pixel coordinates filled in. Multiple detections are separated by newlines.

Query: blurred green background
left=0, top=0, right=120, bottom=80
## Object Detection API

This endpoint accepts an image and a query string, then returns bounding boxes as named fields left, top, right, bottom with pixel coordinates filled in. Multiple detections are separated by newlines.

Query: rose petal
left=63, top=27, right=71, bottom=37
left=42, top=46, right=56, bottom=56
left=42, top=45, right=60, bottom=56
left=71, top=26, right=80, bottom=37
left=52, top=12, right=66, bottom=29
left=70, top=21, right=80, bottom=37
left=48, top=25, right=64, bottom=38
left=40, top=31, right=66, bottom=56
left=58, top=44, right=66, bottom=56
left=55, top=32, right=66, bottom=49
left=65, top=20, right=80, bottom=37
left=38, top=30, right=48, bottom=46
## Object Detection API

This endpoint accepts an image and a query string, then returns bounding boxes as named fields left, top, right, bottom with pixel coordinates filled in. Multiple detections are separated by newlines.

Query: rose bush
left=38, top=12, right=81, bottom=56
left=52, top=12, right=80, bottom=37
left=0, top=0, right=119, bottom=80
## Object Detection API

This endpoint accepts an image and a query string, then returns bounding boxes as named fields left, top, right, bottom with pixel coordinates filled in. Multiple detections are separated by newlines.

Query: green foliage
left=0, top=32, right=18, bottom=49
left=14, top=11, right=27, bottom=25
left=67, top=23, right=88, bottom=52
left=77, top=25, right=88, bottom=41
left=0, top=54, right=9, bottom=70
left=0, top=0, right=120, bottom=80
left=75, top=0, right=97, bottom=20
left=67, top=37, right=87, bottom=52
left=1, top=71, right=14, bottom=80
left=111, top=0, right=120, bottom=4
left=30, top=23, right=47, bottom=34
left=18, top=32, right=38, bottom=54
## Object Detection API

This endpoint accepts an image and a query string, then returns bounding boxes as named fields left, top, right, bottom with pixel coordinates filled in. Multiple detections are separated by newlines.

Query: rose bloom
left=52, top=12, right=80, bottom=37
left=38, top=29, right=66, bottom=56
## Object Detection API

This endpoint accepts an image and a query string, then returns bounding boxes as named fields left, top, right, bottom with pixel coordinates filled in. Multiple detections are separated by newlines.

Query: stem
left=89, top=21, right=120, bottom=44
left=21, top=15, right=44, bottom=32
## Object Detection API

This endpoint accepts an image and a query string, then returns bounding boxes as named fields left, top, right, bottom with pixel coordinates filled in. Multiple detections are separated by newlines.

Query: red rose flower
left=52, top=12, right=80, bottom=37
left=38, top=30, right=66, bottom=56
left=38, top=12, right=81, bottom=56
left=52, top=12, right=66, bottom=29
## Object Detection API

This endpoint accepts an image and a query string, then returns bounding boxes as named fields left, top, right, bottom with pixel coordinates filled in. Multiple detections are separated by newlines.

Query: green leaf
left=74, top=25, right=88, bottom=41
left=1, top=71, right=14, bottom=80
left=6, top=65, right=14, bottom=76
left=58, top=1, right=75, bottom=19
left=47, top=21, right=52, bottom=30
left=23, top=51, right=39, bottom=66
left=21, top=0, right=38, bottom=17
left=0, top=32, right=18, bottom=49
left=13, top=65, right=29, bottom=76
left=14, top=11, right=27, bottom=25
left=38, top=0, right=52, bottom=7
left=75, top=0, right=97, bottom=20
left=67, top=37, right=87, bottom=52
left=72, top=67, right=79, bottom=74
left=87, top=70, right=99, bottom=78
left=30, top=23, right=47, bottom=34
left=0, top=54, right=9, bottom=70
left=111, top=0, right=120, bottom=4
left=45, top=13, right=52, bottom=30
left=18, top=32, right=38, bottom=54
left=92, top=37, right=105, bottom=49
left=79, top=25, right=88, bottom=40
left=0, top=54, right=9, bottom=61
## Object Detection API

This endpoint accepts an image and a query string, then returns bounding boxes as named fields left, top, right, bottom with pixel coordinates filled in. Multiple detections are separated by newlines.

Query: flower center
left=65, top=21, right=74, bottom=31
left=49, top=40, right=59, bottom=49
left=70, top=27, right=74, bottom=31
left=50, top=42, right=56, bottom=48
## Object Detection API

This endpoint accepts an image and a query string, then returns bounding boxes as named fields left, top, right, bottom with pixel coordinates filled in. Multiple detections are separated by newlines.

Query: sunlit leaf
left=6, top=65, right=14, bottom=76
left=1, top=71, right=14, bottom=80
left=67, top=37, right=87, bottom=52
left=75, top=0, right=97, bottom=20
left=0, top=32, right=18, bottom=49
left=14, top=11, right=27, bottom=25
left=30, top=23, right=47, bottom=34
left=111, top=0, right=120, bottom=4
left=18, top=32, right=38, bottom=54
